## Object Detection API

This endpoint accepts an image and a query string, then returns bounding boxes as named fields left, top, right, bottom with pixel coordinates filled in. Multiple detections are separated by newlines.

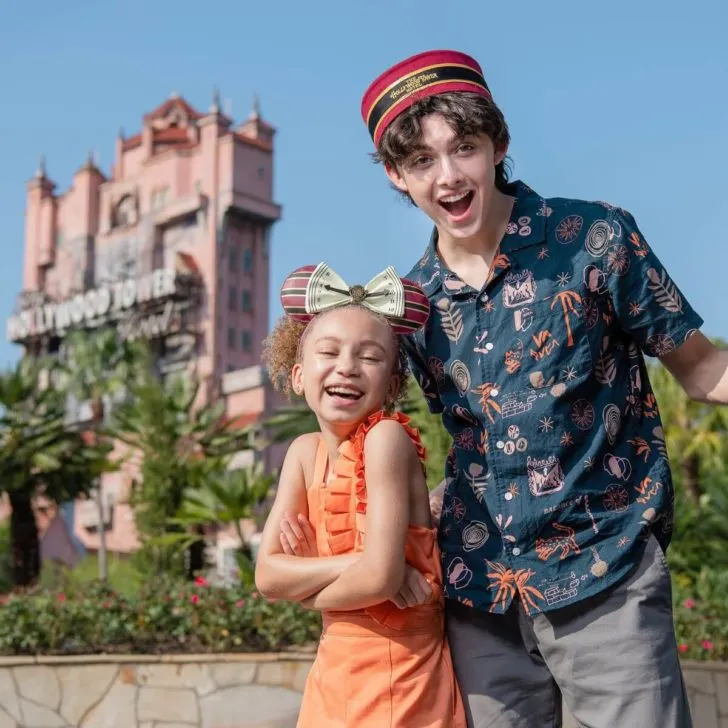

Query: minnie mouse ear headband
left=280, top=263, right=430, bottom=335
left=361, top=49, right=492, bottom=146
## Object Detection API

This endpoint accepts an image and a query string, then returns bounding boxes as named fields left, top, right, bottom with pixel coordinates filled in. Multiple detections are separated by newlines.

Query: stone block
left=137, top=687, right=198, bottom=724
left=693, top=693, right=720, bottom=728
left=58, top=664, right=118, bottom=725
left=200, top=685, right=301, bottom=728
left=81, top=680, right=137, bottom=728
left=256, top=662, right=298, bottom=688
left=211, top=662, right=257, bottom=688
left=0, top=706, right=17, bottom=728
left=716, top=673, right=728, bottom=716
left=136, top=664, right=216, bottom=696
left=0, top=671, right=22, bottom=723
left=19, top=699, right=65, bottom=727
left=684, top=668, right=716, bottom=695
left=13, top=666, right=61, bottom=710
left=292, top=662, right=311, bottom=693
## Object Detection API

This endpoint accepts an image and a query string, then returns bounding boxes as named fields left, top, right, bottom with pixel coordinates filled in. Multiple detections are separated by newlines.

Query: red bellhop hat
left=361, top=49, right=492, bottom=146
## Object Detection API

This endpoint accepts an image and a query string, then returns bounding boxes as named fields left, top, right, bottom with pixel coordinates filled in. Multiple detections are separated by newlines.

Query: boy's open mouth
left=325, top=386, right=363, bottom=401
left=438, top=190, right=474, bottom=217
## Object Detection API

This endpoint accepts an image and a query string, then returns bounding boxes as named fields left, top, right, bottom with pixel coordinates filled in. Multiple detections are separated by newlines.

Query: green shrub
left=672, top=567, right=728, bottom=661
left=0, top=578, right=321, bottom=656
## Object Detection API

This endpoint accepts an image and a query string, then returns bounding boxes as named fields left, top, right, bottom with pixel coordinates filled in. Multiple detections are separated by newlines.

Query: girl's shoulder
left=287, top=432, right=323, bottom=486
left=356, top=412, right=425, bottom=469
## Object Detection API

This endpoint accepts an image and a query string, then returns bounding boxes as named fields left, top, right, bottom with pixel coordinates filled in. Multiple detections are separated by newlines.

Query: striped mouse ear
left=279, top=265, right=319, bottom=325
left=387, top=278, right=430, bottom=334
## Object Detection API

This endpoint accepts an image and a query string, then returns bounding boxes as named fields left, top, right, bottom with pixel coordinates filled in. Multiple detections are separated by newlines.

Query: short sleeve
left=402, top=332, right=444, bottom=414
left=600, top=207, right=703, bottom=357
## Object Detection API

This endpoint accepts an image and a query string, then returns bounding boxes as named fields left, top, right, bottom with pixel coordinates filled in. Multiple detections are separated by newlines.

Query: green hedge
left=0, top=578, right=321, bottom=656
left=0, top=567, right=725, bottom=660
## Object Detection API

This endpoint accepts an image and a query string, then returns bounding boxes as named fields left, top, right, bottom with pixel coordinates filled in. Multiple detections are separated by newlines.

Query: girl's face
left=291, top=306, right=399, bottom=435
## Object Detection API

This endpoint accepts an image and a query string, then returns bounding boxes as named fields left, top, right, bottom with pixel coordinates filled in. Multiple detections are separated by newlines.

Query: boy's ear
left=385, top=163, right=409, bottom=194
left=494, top=143, right=509, bottom=167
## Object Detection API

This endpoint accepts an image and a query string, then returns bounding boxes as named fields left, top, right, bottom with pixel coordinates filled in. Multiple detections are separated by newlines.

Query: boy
left=359, top=49, right=728, bottom=727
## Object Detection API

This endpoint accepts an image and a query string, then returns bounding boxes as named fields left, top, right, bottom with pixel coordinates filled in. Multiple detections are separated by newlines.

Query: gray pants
left=446, top=535, right=692, bottom=728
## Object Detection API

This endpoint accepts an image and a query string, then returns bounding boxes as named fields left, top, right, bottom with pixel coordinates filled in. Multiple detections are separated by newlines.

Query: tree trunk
left=96, top=482, right=108, bottom=581
left=91, top=395, right=108, bottom=581
left=9, top=492, right=40, bottom=588
left=186, top=526, right=205, bottom=579
left=682, top=454, right=702, bottom=502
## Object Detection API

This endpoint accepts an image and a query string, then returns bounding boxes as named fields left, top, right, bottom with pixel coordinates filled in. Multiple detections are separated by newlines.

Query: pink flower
left=56, top=593, right=66, bottom=603
left=702, top=640, right=714, bottom=651
left=251, top=591, right=259, bottom=599
left=194, top=576, right=209, bottom=587
left=683, top=598, right=696, bottom=610
left=235, top=599, right=246, bottom=608
left=678, top=644, right=689, bottom=654
left=190, top=594, right=200, bottom=605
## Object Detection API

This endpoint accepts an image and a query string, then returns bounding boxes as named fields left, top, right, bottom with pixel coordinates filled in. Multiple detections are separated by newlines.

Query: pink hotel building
left=5, top=92, right=283, bottom=564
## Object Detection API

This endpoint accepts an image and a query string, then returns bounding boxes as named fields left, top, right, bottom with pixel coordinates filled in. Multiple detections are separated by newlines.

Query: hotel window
left=241, top=331, right=252, bottom=352
left=242, top=248, right=253, bottom=273
left=241, top=290, right=253, bottom=312
left=229, top=246, right=238, bottom=271
left=228, top=327, right=236, bottom=349
left=229, top=286, right=237, bottom=311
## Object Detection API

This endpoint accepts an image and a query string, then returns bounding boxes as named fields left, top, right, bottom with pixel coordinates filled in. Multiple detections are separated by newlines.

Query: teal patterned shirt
left=404, top=180, right=703, bottom=614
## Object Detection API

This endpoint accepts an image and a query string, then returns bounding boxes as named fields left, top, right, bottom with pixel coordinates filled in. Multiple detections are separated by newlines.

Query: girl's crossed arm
left=300, top=419, right=417, bottom=611
left=255, top=434, right=358, bottom=602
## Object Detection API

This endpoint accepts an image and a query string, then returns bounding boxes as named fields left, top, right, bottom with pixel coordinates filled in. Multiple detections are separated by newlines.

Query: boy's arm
left=660, top=333, right=728, bottom=405
left=301, top=420, right=417, bottom=611
left=601, top=207, right=726, bottom=401
left=254, top=435, right=359, bottom=602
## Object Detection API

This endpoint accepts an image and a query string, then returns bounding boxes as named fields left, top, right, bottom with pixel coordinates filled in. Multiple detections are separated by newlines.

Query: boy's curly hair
left=262, top=307, right=410, bottom=408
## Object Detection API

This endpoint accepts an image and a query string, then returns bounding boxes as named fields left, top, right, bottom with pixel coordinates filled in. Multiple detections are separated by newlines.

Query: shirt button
left=481, top=293, right=489, bottom=302
left=512, top=547, right=521, bottom=556
left=486, top=343, right=494, bottom=351
left=505, top=492, right=513, bottom=501
left=490, top=388, right=498, bottom=396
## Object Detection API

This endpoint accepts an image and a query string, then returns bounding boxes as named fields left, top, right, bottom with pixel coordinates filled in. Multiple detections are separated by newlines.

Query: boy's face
left=385, top=113, right=506, bottom=245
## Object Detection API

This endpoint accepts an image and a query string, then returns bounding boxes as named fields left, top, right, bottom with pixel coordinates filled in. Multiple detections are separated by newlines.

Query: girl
left=255, top=263, right=466, bottom=727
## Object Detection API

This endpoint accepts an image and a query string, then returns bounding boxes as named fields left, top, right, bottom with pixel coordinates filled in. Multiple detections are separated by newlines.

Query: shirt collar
left=414, top=180, right=549, bottom=297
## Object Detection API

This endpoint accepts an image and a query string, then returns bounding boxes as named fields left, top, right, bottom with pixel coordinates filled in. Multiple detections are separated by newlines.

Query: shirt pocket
left=502, top=288, right=594, bottom=393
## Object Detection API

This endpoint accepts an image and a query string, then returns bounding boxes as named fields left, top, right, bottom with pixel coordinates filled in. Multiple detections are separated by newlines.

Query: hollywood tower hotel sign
left=6, top=91, right=282, bottom=558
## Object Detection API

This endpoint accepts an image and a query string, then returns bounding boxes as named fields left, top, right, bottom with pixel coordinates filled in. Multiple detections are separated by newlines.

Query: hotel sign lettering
left=7, top=268, right=187, bottom=343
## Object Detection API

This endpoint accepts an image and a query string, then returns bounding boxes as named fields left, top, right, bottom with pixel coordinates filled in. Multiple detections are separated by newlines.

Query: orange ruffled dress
left=297, top=412, right=466, bottom=727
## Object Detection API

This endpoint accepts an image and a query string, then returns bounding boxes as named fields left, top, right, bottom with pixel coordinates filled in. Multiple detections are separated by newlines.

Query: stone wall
left=0, top=653, right=313, bottom=728
left=0, top=654, right=726, bottom=727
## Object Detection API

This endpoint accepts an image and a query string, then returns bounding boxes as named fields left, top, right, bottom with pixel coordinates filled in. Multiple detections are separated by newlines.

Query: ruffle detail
left=322, top=411, right=426, bottom=556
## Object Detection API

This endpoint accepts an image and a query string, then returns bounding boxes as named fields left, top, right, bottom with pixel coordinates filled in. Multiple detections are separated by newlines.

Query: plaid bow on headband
left=280, top=263, right=430, bottom=335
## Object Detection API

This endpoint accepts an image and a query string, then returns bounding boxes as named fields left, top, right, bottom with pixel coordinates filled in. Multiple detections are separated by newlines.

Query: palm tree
left=61, top=329, right=145, bottom=579
left=111, top=370, right=254, bottom=578
left=168, top=463, right=276, bottom=585
left=264, top=400, right=318, bottom=443
left=400, top=377, right=452, bottom=490
left=0, top=359, right=111, bottom=586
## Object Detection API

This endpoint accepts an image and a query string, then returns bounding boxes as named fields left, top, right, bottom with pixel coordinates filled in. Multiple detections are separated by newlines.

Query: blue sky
left=1, top=0, right=726, bottom=367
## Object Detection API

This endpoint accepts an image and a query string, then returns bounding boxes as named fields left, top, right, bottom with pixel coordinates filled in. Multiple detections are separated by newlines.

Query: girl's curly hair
left=262, top=307, right=410, bottom=407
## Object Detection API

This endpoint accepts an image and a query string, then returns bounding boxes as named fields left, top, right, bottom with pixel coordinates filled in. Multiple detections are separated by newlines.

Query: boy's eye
left=457, top=143, right=475, bottom=153
left=409, top=155, right=431, bottom=168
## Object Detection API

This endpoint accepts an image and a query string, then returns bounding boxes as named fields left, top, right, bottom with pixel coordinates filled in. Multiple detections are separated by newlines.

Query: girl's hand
left=279, top=512, right=318, bottom=557
left=391, top=565, right=435, bottom=609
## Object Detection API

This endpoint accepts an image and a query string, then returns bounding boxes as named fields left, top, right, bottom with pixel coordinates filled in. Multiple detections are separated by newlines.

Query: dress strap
left=312, top=436, right=330, bottom=486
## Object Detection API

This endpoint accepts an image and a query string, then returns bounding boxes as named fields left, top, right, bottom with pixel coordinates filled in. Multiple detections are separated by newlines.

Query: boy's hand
left=279, top=512, right=318, bottom=557
left=391, top=565, right=435, bottom=609
left=429, top=480, right=447, bottom=528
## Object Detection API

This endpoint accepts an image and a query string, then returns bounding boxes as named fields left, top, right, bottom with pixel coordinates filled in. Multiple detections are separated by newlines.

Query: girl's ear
left=291, top=363, right=304, bottom=397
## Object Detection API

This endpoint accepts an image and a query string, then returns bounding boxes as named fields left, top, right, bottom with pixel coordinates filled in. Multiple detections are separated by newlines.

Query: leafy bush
left=38, top=555, right=145, bottom=599
left=672, top=567, right=728, bottom=661
left=0, top=577, right=320, bottom=656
